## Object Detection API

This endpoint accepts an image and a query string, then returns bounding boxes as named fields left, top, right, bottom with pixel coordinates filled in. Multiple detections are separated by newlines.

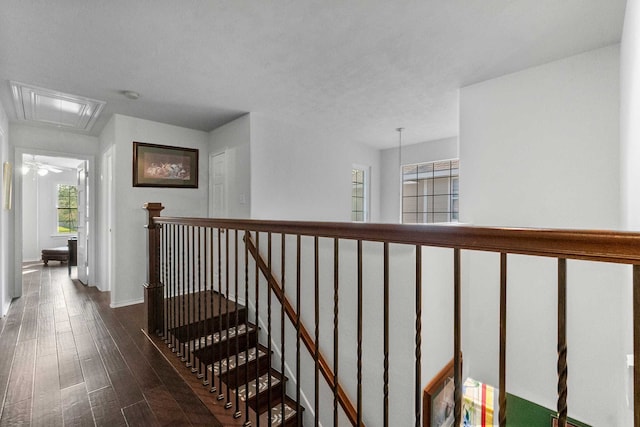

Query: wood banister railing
left=150, top=216, right=640, bottom=264
left=244, top=234, right=360, bottom=426
left=144, top=203, right=640, bottom=427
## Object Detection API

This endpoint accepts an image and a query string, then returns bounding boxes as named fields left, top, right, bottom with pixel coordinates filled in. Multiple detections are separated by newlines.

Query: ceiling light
left=122, top=90, right=140, bottom=100
left=23, top=155, right=67, bottom=176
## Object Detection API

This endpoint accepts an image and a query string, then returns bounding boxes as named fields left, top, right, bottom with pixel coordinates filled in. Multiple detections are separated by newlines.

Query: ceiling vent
left=10, top=81, right=105, bottom=132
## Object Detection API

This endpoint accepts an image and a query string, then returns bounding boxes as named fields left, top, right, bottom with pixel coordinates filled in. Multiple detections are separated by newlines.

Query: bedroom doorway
left=15, top=148, right=96, bottom=297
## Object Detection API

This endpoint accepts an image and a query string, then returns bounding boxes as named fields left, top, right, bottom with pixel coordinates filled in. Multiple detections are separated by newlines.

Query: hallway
left=0, top=262, right=222, bottom=426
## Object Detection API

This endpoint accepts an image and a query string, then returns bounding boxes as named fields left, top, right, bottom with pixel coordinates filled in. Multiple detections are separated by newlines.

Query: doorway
left=14, top=148, right=96, bottom=297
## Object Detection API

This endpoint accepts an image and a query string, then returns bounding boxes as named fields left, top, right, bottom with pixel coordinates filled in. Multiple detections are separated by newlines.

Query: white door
left=209, top=152, right=226, bottom=218
left=77, top=161, right=89, bottom=284
left=105, top=148, right=114, bottom=292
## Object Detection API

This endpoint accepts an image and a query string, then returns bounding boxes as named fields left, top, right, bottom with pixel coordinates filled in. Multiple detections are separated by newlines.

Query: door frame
left=76, top=160, right=89, bottom=284
left=13, top=147, right=96, bottom=297
left=102, top=146, right=114, bottom=294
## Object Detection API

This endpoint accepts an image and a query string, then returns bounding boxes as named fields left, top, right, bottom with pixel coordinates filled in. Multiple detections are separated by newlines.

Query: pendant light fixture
left=397, top=127, right=404, bottom=224
left=397, top=127, right=404, bottom=169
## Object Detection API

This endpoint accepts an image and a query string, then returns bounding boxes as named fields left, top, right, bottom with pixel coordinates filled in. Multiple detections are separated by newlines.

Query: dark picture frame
left=423, top=355, right=462, bottom=427
left=132, top=142, right=198, bottom=188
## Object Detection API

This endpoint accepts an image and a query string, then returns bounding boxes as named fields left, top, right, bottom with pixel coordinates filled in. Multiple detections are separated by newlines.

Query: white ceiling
left=0, top=1, right=627, bottom=149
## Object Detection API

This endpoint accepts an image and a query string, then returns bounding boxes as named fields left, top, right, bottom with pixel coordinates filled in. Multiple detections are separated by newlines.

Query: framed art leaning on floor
left=423, top=357, right=457, bottom=427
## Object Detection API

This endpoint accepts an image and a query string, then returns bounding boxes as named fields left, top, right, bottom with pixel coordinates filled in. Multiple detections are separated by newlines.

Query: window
left=351, top=167, right=367, bottom=221
left=57, top=184, right=78, bottom=233
left=402, top=159, right=459, bottom=224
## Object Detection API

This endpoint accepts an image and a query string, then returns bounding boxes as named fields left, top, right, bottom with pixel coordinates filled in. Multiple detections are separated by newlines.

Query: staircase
left=160, top=290, right=303, bottom=426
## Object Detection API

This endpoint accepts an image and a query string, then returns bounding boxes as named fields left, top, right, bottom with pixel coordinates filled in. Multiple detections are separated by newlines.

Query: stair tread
left=188, top=323, right=256, bottom=349
left=258, top=401, right=298, bottom=426
left=236, top=372, right=282, bottom=401
left=162, top=291, right=305, bottom=425
left=209, top=346, right=267, bottom=376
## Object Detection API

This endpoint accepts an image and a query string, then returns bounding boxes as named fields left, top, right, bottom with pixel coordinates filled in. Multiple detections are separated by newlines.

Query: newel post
left=143, top=202, right=165, bottom=335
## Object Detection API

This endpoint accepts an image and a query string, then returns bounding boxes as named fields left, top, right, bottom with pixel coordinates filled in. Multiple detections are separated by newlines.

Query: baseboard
left=110, top=297, right=144, bottom=308
left=1, top=300, right=9, bottom=317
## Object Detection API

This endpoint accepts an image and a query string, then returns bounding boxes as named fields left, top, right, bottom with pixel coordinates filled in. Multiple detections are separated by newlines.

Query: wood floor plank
left=122, top=400, right=161, bottom=427
left=24, top=290, right=40, bottom=309
left=17, top=306, right=38, bottom=342
left=85, top=316, right=112, bottom=341
left=94, top=337, right=128, bottom=374
left=53, top=305, right=69, bottom=326
left=4, top=339, right=36, bottom=406
left=61, top=382, right=93, bottom=426
left=113, top=337, right=163, bottom=391
left=56, top=330, right=83, bottom=390
left=36, top=328, right=57, bottom=358
left=32, top=352, right=63, bottom=426
left=74, top=330, right=99, bottom=360
left=69, top=314, right=91, bottom=337
left=109, top=368, right=145, bottom=408
left=0, top=398, right=31, bottom=426
left=143, top=385, right=191, bottom=426
left=0, top=309, right=22, bottom=414
left=80, top=355, right=110, bottom=393
left=88, top=386, right=127, bottom=427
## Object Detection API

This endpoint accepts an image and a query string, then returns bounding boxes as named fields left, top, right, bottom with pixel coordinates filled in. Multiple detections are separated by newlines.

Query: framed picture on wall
left=132, top=142, right=198, bottom=188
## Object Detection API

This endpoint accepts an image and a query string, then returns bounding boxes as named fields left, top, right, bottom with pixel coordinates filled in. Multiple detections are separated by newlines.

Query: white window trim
left=401, top=158, right=459, bottom=224
left=352, top=164, right=370, bottom=222
left=55, top=182, right=79, bottom=235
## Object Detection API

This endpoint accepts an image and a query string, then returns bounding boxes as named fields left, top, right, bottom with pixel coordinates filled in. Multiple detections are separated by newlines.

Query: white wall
left=21, top=168, right=78, bottom=261
left=245, top=114, right=459, bottom=425
left=379, top=136, right=458, bottom=223
left=460, top=45, right=625, bottom=425
left=209, top=114, right=251, bottom=218
left=250, top=113, right=380, bottom=222
left=10, top=124, right=100, bottom=156
left=620, top=2, right=640, bottom=425
left=622, top=0, right=640, bottom=232
left=107, top=114, right=209, bottom=307
left=0, top=101, right=10, bottom=316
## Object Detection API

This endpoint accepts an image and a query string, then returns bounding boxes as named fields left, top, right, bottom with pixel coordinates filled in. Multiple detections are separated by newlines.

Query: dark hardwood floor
left=0, top=262, right=223, bottom=426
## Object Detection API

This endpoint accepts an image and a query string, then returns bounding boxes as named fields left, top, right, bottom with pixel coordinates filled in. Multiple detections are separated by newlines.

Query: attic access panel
left=10, top=81, right=105, bottom=132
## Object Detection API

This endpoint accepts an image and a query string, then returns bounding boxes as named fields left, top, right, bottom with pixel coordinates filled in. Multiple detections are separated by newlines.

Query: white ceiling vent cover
left=10, top=81, right=105, bottom=132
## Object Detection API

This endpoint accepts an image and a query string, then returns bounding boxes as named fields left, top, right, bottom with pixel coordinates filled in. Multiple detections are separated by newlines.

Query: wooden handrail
left=152, top=216, right=640, bottom=265
left=244, top=234, right=360, bottom=426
